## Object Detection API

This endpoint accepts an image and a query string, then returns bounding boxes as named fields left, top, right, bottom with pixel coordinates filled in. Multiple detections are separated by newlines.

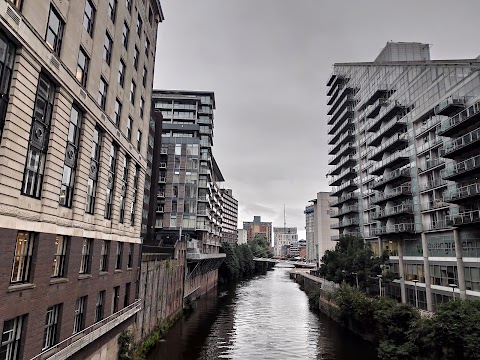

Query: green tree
left=219, top=242, right=239, bottom=281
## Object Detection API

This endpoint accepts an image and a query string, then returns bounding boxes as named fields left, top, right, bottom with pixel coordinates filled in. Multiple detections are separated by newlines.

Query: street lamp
left=449, top=283, right=458, bottom=301
left=412, top=279, right=419, bottom=308
left=341, top=270, right=346, bottom=285
left=352, top=272, right=359, bottom=289
left=377, top=274, right=383, bottom=297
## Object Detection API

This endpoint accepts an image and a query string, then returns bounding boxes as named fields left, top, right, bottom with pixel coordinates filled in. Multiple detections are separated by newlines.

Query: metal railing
left=419, top=158, right=444, bottom=173
left=368, top=116, right=407, bottom=146
left=329, top=192, right=359, bottom=206
left=443, top=183, right=480, bottom=202
left=421, top=200, right=449, bottom=211
left=417, top=137, right=443, bottom=154
left=373, top=223, right=415, bottom=235
left=370, top=149, right=409, bottom=174
left=415, top=116, right=442, bottom=137
left=373, top=167, right=410, bottom=188
left=329, top=167, right=356, bottom=185
left=330, top=179, right=358, bottom=196
left=374, top=203, right=414, bottom=218
left=443, top=127, right=480, bottom=156
left=369, top=133, right=408, bottom=160
left=330, top=218, right=360, bottom=229
left=328, top=142, right=355, bottom=165
left=421, top=178, right=447, bottom=191
left=439, top=101, right=480, bottom=134
left=373, top=184, right=411, bottom=203
left=442, top=153, right=480, bottom=178
left=447, top=210, right=480, bottom=226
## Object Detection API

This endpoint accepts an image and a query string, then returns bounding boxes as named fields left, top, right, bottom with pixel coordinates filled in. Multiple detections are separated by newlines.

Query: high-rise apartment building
left=327, top=42, right=480, bottom=311
left=243, top=215, right=272, bottom=243
left=0, top=1, right=163, bottom=359
left=220, top=189, right=238, bottom=245
left=237, top=228, right=248, bottom=245
left=273, top=227, right=298, bottom=258
left=305, top=204, right=316, bottom=262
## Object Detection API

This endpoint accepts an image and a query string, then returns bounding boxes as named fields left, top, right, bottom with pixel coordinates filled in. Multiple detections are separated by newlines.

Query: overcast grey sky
left=153, top=0, right=480, bottom=239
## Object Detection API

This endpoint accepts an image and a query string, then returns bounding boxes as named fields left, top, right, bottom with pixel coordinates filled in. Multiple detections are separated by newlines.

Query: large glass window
left=118, top=59, right=126, bottom=87
left=86, top=128, right=102, bottom=214
left=0, top=34, right=15, bottom=142
left=11, top=232, right=33, bottom=284
left=127, top=117, right=132, bottom=141
left=105, top=144, right=118, bottom=219
left=59, top=105, right=82, bottom=207
left=115, top=242, right=123, bottom=269
left=73, top=296, right=86, bottom=333
left=103, top=33, right=113, bottom=65
left=127, top=243, right=134, bottom=268
left=142, top=66, right=147, bottom=87
left=140, top=97, right=145, bottom=118
left=98, top=77, right=108, bottom=110
left=130, top=81, right=136, bottom=105
left=130, top=165, right=139, bottom=226
left=83, top=0, right=95, bottom=36
left=114, top=99, right=122, bottom=127
left=145, top=38, right=150, bottom=57
left=76, top=48, right=89, bottom=87
left=136, top=14, right=142, bottom=36
left=136, top=130, right=142, bottom=152
left=122, top=22, right=129, bottom=49
left=43, top=304, right=61, bottom=350
left=22, top=74, right=55, bottom=198
left=124, top=282, right=131, bottom=307
left=119, top=156, right=130, bottom=223
left=45, top=6, right=64, bottom=55
left=79, top=238, right=92, bottom=274
left=113, top=286, right=120, bottom=313
left=108, top=0, right=117, bottom=22
left=99, top=240, right=110, bottom=272
left=52, top=235, right=67, bottom=278
left=133, top=46, right=139, bottom=70
left=95, top=291, right=105, bottom=322
left=0, top=315, right=24, bottom=360
left=126, top=0, right=132, bottom=13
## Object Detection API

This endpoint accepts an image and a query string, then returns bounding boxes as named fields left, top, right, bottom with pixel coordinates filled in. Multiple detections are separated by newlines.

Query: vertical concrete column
left=421, top=233, right=433, bottom=311
left=454, top=229, right=466, bottom=300
left=397, top=238, right=406, bottom=304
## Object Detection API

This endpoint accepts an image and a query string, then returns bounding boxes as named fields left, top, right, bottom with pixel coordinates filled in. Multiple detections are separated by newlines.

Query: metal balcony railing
left=439, top=101, right=480, bottom=136
left=367, top=116, right=407, bottom=147
left=444, top=183, right=480, bottom=202
left=329, top=167, right=357, bottom=186
left=374, top=203, right=414, bottom=218
left=447, top=210, right=480, bottom=226
left=443, top=126, right=480, bottom=157
left=328, top=143, right=355, bottom=165
left=369, top=133, right=408, bottom=161
left=421, top=178, right=447, bottom=191
left=373, top=184, right=412, bottom=203
left=415, top=116, right=442, bottom=138
left=330, top=179, right=358, bottom=196
left=421, top=200, right=449, bottom=211
left=329, top=192, right=359, bottom=207
left=372, top=223, right=415, bottom=235
left=417, top=137, right=443, bottom=155
left=442, top=154, right=480, bottom=179
left=370, top=149, right=409, bottom=175
left=330, top=205, right=359, bottom=217
left=373, top=167, right=410, bottom=188
left=330, top=218, right=360, bottom=229
left=331, top=231, right=362, bottom=241
left=419, top=158, right=445, bottom=173
left=328, top=129, right=355, bottom=149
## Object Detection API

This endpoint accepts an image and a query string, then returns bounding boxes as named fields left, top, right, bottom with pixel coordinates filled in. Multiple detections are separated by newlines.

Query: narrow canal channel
left=148, top=266, right=377, bottom=360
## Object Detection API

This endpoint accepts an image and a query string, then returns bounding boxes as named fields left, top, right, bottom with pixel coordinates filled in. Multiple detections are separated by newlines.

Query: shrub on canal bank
left=334, top=285, right=480, bottom=360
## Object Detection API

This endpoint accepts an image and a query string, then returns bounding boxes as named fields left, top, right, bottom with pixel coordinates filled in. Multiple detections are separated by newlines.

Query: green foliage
left=219, top=242, right=239, bottom=281
left=307, top=287, right=322, bottom=310
left=118, top=330, right=133, bottom=360
left=319, top=235, right=388, bottom=287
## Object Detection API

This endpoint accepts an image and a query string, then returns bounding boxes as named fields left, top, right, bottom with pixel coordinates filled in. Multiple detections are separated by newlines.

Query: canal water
left=148, top=266, right=377, bottom=360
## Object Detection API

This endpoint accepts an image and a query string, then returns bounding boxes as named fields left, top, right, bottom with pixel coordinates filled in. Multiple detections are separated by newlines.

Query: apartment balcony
left=447, top=210, right=480, bottom=227
left=372, top=167, right=410, bottom=189
left=372, top=223, right=416, bottom=235
left=328, top=130, right=355, bottom=151
left=157, top=191, right=165, bottom=198
left=328, top=154, right=356, bottom=176
left=328, top=94, right=355, bottom=117
left=327, top=83, right=342, bottom=99
left=416, top=116, right=442, bottom=138
left=418, top=158, right=445, bottom=174
left=372, top=184, right=412, bottom=204
left=417, top=137, right=443, bottom=156
left=438, top=101, right=480, bottom=137
left=434, top=97, right=466, bottom=116
left=420, top=178, right=447, bottom=192
left=328, top=114, right=354, bottom=136
left=367, top=101, right=406, bottom=133
left=442, top=154, right=480, bottom=181
left=367, top=117, right=407, bottom=147
left=424, top=220, right=450, bottom=231
left=358, top=87, right=391, bottom=111
left=327, top=74, right=344, bottom=88
left=329, top=192, right=359, bottom=207
left=331, top=231, right=362, bottom=241
left=366, top=97, right=388, bottom=119
left=443, top=183, right=480, bottom=203
left=373, top=203, right=414, bottom=219
left=330, top=205, right=359, bottom=218
left=329, top=84, right=355, bottom=111
left=421, top=200, right=450, bottom=212
left=369, top=150, right=410, bottom=176
left=330, top=179, right=358, bottom=197
left=328, top=142, right=356, bottom=165
left=330, top=218, right=360, bottom=229
left=329, top=167, right=357, bottom=186
left=442, top=127, right=480, bottom=159
left=328, top=105, right=354, bottom=128
left=369, top=133, right=408, bottom=161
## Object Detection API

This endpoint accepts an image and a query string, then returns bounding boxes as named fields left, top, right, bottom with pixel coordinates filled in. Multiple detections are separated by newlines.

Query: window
left=148, top=7, right=154, bottom=25
left=52, top=235, right=67, bottom=278
left=73, top=296, right=86, bottom=333
left=113, top=286, right=120, bottom=313
left=142, top=66, right=147, bottom=87
left=8, top=0, right=22, bottom=10
left=127, top=117, right=132, bottom=140
left=99, top=240, right=110, bottom=272
left=59, top=106, right=82, bottom=207
left=126, top=0, right=132, bottom=13
left=136, top=14, right=142, bottom=36
left=127, top=243, right=134, bottom=268
left=118, top=59, right=126, bottom=87
left=43, top=305, right=61, bottom=350
left=83, top=0, right=95, bottom=36
left=76, top=48, right=89, bottom=86
left=136, top=130, right=142, bottom=152
left=95, top=291, right=105, bottom=322
left=130, top=81, right=136, bottom=105
left=1, top=315, right=24, bottom=360
left=133, top=46, right=139, bottom=70
left=114, top=99, right=122, bottom=127
left=79, top=238, right=92, bottom=274
left=119, top=156, right=130, bottom=223
left=98, top=77, right=107, bottom=110
left=115, top=242, right=123, bottom=269
left=124, top=282, right=131, bottom=307
left=108, top=0, right=117, bottom=22
left=0, top=33, right=16, bottom=142
left=86, top=128, right=102, bottom=214
left=22, top=74, right=55, bottom=198
left=45, top=6, right=64, bottom=55
left=131, top=165, right=139, bottom=226
left=105, top=144, right=118, bottom=219
left=11, top=232, right=33, bottom=284
left=145, top=38, right=150, bottom=57
left=103, top=33, right=113, bottom=65
left=122, top=22, right=129, bottom=49
left=140, top=97, right=145, bottom=118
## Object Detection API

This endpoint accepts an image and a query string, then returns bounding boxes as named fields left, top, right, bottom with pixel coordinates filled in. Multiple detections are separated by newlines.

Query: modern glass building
left=327, top=42, right=480, bottom=311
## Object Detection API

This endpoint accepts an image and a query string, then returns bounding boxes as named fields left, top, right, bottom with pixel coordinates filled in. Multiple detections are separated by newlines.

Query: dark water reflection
left=148, top=266, right=378, bottom=360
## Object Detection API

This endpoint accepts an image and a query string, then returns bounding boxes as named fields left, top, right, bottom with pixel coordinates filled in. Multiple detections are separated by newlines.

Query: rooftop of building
left=152, top=89, right=216, bottom=108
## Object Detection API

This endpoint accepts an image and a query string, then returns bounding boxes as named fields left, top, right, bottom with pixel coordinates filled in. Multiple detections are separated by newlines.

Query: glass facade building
left=327, top=42, right=480, bottom=311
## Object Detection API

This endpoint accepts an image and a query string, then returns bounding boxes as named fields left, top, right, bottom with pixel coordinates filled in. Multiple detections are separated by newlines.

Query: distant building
left=237, top=229, right=248, bottom=245
left=315, top=192, right=338, bottom=263
left=221, top=189, right=238, bottom=246
left=273, top=227, right=298, bottom=257
left=243, top=216, right=272, bottom=242
left=304, top=204, right=316, bottom=262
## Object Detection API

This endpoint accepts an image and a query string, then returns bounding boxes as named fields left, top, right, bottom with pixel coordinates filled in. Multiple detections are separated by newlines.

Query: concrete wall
left=316, top=192, right=338, bottom=263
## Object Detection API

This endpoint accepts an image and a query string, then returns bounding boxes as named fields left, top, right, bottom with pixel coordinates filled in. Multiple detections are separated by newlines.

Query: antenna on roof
left=284, top=204, right=286, bottom=231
